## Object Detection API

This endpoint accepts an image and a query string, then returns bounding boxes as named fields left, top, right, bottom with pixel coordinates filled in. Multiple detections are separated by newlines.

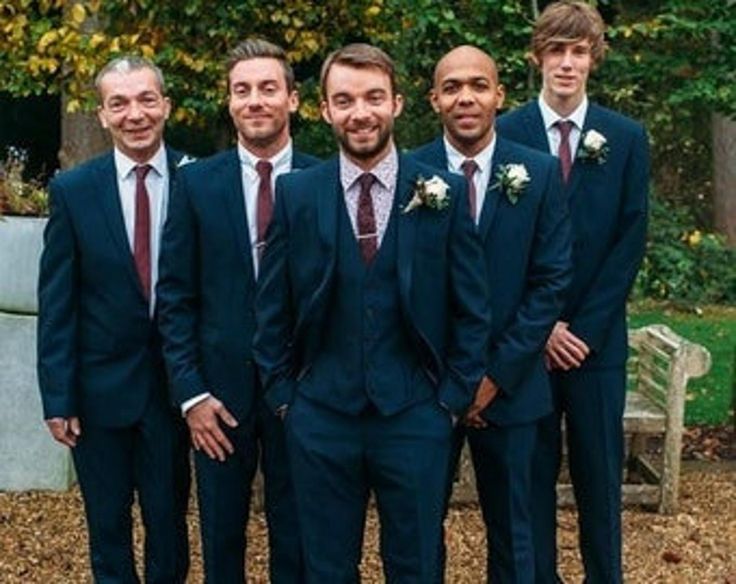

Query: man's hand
left=464, top=376, right=499, bottom=429
left=545, top=321, right=590, bottom=370
left=186, top=396, right=238, bottom=461
left=46, top=417, right=81, bottom=448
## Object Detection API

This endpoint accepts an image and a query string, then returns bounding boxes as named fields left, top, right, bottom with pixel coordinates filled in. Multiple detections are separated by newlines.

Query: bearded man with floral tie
left=254, top=44, right=490, bottom=582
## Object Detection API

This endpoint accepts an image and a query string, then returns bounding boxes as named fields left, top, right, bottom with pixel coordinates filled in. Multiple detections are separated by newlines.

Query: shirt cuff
left=181, top=392, right=211, bottom=416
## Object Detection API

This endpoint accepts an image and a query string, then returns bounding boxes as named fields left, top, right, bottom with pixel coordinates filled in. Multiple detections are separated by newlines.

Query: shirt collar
left=538, top=93, right=588, bottom=132
left=339, top=145, right=399, bottom=193
left=238, top=140, right=292, bottom=172
left=443, top=133, right=496, bottom=175
left=115, top=143, right=167, bottom=180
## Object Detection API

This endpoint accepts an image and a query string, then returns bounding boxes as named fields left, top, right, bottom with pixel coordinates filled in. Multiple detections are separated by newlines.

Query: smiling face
left=430, top=46, right=505, bottom=157
left=321, top=63, right=403, bottom=170
left=97, top=67, right=171, bottom=163
left=539, top=39, right=593, bottom=113
left=228, top=57, right=299, bottom=157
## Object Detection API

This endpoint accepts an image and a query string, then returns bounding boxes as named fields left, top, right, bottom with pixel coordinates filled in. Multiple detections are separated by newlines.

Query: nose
left=458, top=84, right=475, bottom=104
left=560, top=50, right=574, bottom=69
left=247, top=89, right=265, bottom=108
left=127, top=100, right=144, bottom=119
left=351, top=98, right=371, bottom=120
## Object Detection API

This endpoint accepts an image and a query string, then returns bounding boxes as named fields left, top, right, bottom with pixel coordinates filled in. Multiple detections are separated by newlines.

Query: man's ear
left=320, top=100, right=332, bottom=125
left=97, top=106, right=108, bottom=129
left=429, top=89, right=441, bottom=114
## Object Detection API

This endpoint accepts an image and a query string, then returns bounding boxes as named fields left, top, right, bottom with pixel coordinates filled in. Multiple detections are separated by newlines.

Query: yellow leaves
left=70, top=4, right=86, bottom=26
left=685, top=230, right=703, bottom=247
left=298, top=100, right=321, bottom=122
left=65, top=99, right=81, bottom=114
left=37, top=30, right=58, bottom=53
left=89, top=32, right=105, bottom=49
left=173, top=106, right=198, bottom=124
left=26, top=54, right=59, bottom=75
left=365, top=4, right=382, bottom=18
left=174, top=50, right=206, bottom=72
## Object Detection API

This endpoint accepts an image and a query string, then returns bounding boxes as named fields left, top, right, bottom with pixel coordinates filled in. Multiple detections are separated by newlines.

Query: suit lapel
left=223, top=150, right=256, bottom=283
left=522, top=102, right=551, bottom=153
left=478, top=136, right=512, bottom=241
left=567, top=103, right=604, bottom=197
left=396, top=154, right=419, bottom=308
left=313, top=159, right=340, bottom=295
left=95, top=154, right=146, bottom=297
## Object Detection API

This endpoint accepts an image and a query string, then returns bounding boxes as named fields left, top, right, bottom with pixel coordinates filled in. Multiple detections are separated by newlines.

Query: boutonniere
left=576, top=129, right=608, bottom=164
left=403, top=175, right=450, bottom=214
left=493, top=163, right=530, bottom=205
left=177, top=154, right=196, bottom=167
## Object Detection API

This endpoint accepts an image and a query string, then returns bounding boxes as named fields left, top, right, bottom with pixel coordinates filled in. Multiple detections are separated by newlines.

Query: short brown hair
left=531, top=1, right=608, bottom=66
left=320, top=43, right=398, bottom=98
left=226, top=38, right=295, bottom=91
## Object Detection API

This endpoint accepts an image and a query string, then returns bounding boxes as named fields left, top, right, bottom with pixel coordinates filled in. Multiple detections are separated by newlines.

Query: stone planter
left=0, top=216, right=47, bottom=314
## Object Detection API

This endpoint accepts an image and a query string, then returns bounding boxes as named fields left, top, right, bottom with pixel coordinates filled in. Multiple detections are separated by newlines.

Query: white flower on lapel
left=177, top=154, right=196, bottom=167
left=403, top=175, right=450, bottom=214
left=493, top=163, right=530, bottom=205
left=577, top=129, right=609, bottom=164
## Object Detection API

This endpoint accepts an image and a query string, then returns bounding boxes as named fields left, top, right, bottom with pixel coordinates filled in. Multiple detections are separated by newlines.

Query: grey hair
left=94, top=56, right=166, bottom=101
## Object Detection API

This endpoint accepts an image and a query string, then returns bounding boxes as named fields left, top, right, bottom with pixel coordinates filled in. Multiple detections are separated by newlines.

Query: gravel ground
left=0, top=469, right=734, bottom=583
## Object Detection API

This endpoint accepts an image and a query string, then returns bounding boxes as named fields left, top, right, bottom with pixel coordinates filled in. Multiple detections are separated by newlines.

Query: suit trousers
left=285, top=394, right=453, bottom=584
left=194, top=417, right=259, bottom=583
left=72, top=396, right=190, bottom=584
left=532, top=368, right=626, bottom=584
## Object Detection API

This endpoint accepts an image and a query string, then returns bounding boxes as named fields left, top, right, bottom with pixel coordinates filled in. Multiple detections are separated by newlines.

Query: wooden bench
left=451, top=324, right=712, bottom=515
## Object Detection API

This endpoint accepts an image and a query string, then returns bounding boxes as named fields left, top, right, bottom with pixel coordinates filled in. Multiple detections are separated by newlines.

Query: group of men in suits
left=37, top=1, right=648, bottom=582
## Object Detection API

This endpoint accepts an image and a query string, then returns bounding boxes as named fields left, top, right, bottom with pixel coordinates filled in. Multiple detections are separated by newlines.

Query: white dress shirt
left=538, top=94, right=588, bottom=158
left=444, top=134, right=496, bottom=225
left=238, top=140, right=293, bottom=278
left=113, top=144, right=169, bottom=316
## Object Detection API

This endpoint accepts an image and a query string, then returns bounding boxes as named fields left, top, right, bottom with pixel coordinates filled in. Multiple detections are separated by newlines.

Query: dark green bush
left=634, top=196, right=736, bottom=305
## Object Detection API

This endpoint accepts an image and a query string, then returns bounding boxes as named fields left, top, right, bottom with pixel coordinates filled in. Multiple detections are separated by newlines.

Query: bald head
left=433, top=45, right=499, bottom=89
left=430, top=45, right=505, bottom=157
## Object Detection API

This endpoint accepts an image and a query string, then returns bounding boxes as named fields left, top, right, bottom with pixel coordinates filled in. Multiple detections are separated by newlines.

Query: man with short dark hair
left=413, top=44, right=571, bottom=583
left=157, top=38, right=318, bottom=583
left=38, top=55, right=190, bottom=583
left=497, top=2, right=650, bottom=581
left=254, top=43, right=490, bottom=582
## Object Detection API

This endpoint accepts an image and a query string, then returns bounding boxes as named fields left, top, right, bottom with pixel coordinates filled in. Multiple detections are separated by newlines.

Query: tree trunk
left=58, top=1, right=109, bottom=170
left=712, top=113, right=736, bottom=247
left=58, top=98, right=110, bottom=170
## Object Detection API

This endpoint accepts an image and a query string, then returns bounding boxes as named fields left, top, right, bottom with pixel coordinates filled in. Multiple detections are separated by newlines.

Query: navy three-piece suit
left=497, top=101, right=649, bottom=583
left=156, top=147, right=318, bottom=583
left=413, top=135, right=572, bottom=583
left=254, top=153, right=490, bottom=582
left=37, top=149, right=190, bottom=583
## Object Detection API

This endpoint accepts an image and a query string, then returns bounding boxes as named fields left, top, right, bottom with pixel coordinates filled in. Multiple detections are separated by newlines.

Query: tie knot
left=555, top=120, right=575, bottom=140
left=135, top=164, right=152, bottom=181
left=461, top=159, right=479, bottom=179
left=256, top=159, right=273, bottom=180
left=358, top=172, right=375, bottom=194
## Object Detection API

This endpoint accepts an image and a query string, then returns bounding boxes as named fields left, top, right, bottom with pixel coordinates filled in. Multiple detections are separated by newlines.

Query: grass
left=628, top=302, right=736, bottom=425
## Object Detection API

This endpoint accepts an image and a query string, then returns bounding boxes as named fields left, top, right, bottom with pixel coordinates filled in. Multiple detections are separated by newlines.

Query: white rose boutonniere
left=177, top=154, right=197, bottom=167
left=494, top=163, right=530, bottom=205
left=577, top=129, right=609, bottom=164
left=403, top=175, right=450, bottom=214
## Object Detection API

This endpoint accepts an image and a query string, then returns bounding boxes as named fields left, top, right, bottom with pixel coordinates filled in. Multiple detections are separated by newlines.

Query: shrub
left=634, top=196, right=736, bottom=305
left=0, top=147, right=49, bottom=217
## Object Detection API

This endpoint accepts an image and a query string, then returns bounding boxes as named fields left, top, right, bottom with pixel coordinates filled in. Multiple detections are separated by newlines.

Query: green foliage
left=634, top=196, right=736, bottom=305
left=629, top=304, right=736, bottom=425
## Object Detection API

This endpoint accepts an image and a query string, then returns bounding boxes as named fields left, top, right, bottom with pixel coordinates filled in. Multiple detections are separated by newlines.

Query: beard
left=332, top=122, right=394, bottom=165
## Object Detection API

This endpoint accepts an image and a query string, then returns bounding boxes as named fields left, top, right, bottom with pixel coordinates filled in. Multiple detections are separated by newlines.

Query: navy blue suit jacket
left=37, top=148, right=184, bottom=427
left=253, top=154, right=491, bottom=416
left=156, top=148, right=319, bottom=422
left=497, top=102, right=649, bottom=369
left=412, top=136, right=572, bottom=425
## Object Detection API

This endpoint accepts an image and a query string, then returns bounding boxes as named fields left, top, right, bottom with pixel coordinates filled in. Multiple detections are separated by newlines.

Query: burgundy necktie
left=255, top=160, right=273, bottom=259
left=461, top=159, right=479, bottom=221
left=134, top=164, right=152, bottom=301
left=556, top=120, right=575, bottom=184
left=356, top=173, right=378, bottom=264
